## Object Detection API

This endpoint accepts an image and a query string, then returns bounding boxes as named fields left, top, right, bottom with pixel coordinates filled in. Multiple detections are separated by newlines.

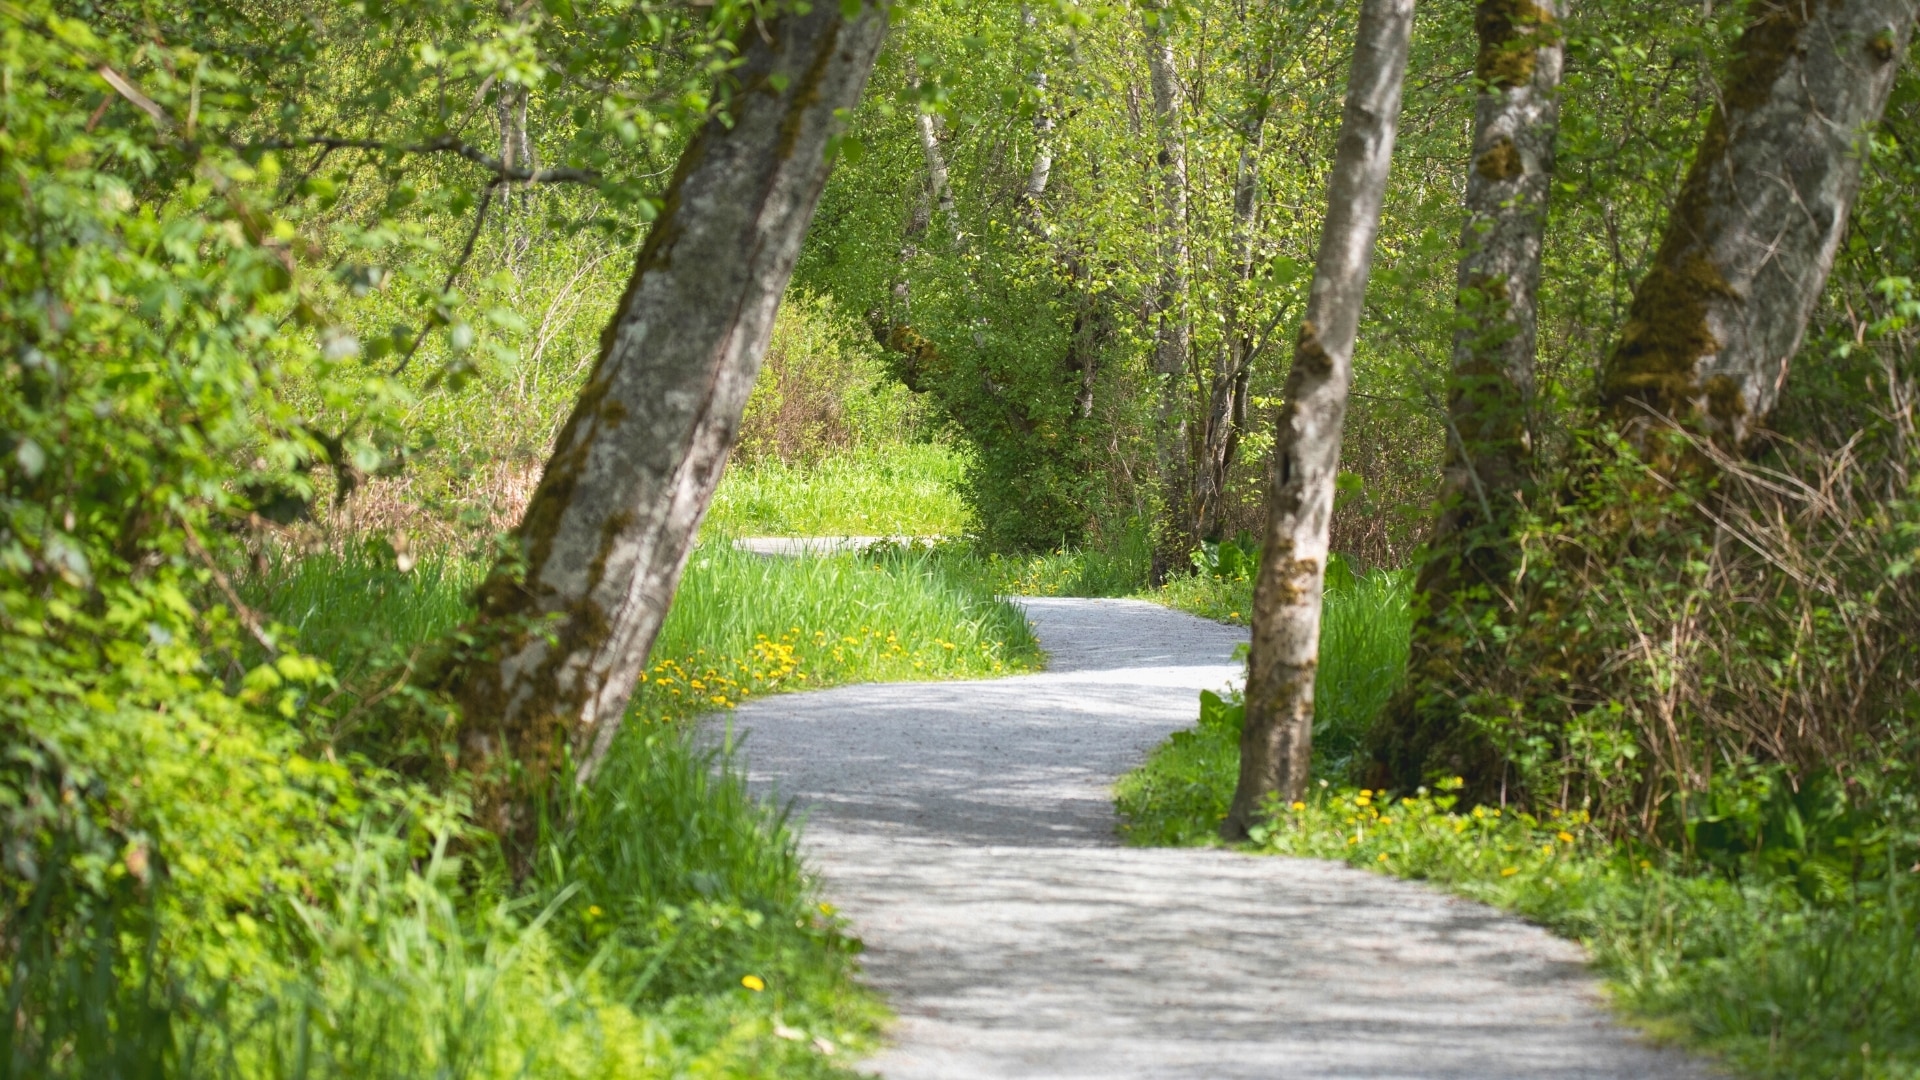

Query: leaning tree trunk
left=1600, top=0, right=1918, bottom=451
left=1143, top=1, right=1195, bottom=583
left=431, top=0, right=888, bottom=863
left=1365, top=0, right=1564, bottom=793
left=1221, top=0, right=1415, bottom=841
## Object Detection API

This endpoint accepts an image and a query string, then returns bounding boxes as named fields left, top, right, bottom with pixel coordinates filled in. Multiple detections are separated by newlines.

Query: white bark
left=438, top=0, right=889, bottom=853
left=912, top=60, right=963, bottom=244
left=1223, top=0, right=1415, bottom=839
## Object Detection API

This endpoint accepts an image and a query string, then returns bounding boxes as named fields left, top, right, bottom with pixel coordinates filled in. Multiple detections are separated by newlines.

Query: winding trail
left=723, top=598, right=1711, bottom=1078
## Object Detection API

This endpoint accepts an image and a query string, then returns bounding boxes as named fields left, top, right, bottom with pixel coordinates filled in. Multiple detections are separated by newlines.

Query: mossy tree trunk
left=1222, top=0, right=1415, bottom=841
left=432, top=0, right=889, bottom=863
left=1367, top=0, right=1563, bottom=793
left=1144, top=0, right=1195, bottom=583
left=1600, top=0, right=1918, bottom=451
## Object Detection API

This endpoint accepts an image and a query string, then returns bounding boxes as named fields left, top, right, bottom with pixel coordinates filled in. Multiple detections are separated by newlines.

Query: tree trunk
left=1022, top=4, right=1055, bottom=212
left=1143, top=1, right=1195, bottom=582
left=1194, top=51, right=1275, bottom=544
left=431, top=0, right=888, bottom=863
left=912, top=61, right=964, bottom=245
left=1599, top=0, right=1918, bottom=451
left=1222, top=0, right=1415, bottom=841
left=1366, top=0, right=1564, bottom=792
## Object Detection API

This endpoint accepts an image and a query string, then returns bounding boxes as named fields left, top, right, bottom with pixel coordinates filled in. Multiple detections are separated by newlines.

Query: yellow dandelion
left=741, top=975, right=766, bottom=992
left=1557, top=831, right=1575, bottom=844
left=1377, top=853, right=1389, bottom=862
left=1290, top=801, right=1306, bottom=812
left=1500, top=867, right=1519, bottom=877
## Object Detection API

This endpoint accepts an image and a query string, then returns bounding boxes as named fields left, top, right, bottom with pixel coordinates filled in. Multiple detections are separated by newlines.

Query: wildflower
left=1377, top=853, right=1389, bottom=862
left=741, top=975, right=766, bottom=992
left=1556, top=831, right=1575, bottom=844
left=1500, top=867, right=1518, bottom=877
left=1290, top=801, right=1306, bottom=812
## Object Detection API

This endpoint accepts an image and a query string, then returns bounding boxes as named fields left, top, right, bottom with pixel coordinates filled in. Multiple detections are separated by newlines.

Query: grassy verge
left=705, top=444, right=971, bottom=537
left=1115, top=568, right=1409, bottom=844
left=221, top=539, right=1038, bottom=1077
left=1114, top=573, right=1920, bottom=1080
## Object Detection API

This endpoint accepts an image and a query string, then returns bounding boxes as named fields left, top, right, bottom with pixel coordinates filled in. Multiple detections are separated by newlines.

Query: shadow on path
left=720, top=597, right=1712, bottom=1079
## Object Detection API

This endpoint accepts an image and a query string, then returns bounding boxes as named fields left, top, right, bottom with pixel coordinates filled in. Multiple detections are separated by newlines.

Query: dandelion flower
left=741, top=975, right=766, bottom=992
left=1557, top=831, right=1575, bottom=844
left=1500, top=867, right=1518, bottom=877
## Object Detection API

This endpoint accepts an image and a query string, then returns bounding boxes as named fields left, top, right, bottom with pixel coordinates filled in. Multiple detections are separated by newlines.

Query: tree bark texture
left=1195, top=54, right=1275, bottom=544
left=912, top=62, right=964, bottom=245
left=1599, top=0, right=1918, bottom=451
left=1367, top=0, right=1563, bottom=793
left=434, top=0, right=888, bottom=858
left=1222, top=0, right=1415, bottom=841
left=1144, top=2, right=1195, bottom=581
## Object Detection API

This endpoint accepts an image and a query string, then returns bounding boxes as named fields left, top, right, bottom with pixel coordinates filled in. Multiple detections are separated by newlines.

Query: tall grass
left=132, top=537, right=1041, bottom=1078
left=934, top=523, right=1153, bottom=598
left=1113, top=569, right=1411, bottom=845
left=705, top=444, right=971, bottom=537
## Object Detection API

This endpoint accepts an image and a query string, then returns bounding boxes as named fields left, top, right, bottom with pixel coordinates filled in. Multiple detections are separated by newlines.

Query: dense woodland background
left=4, top=0, right=1920, bottom=1075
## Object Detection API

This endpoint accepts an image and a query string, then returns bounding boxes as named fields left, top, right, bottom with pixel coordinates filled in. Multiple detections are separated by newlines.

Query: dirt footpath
left=723, top=597, right=1711, bottom=1079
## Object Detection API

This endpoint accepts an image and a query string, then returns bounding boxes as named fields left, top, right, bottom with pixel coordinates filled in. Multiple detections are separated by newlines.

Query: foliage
left=928, top=524, right=1153, bottom=598
left=733, top=292, right=930, bottom=468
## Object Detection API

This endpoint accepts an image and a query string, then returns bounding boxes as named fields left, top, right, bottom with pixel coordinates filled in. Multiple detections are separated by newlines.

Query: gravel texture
left=720, top=597, right=1712, bottom=1078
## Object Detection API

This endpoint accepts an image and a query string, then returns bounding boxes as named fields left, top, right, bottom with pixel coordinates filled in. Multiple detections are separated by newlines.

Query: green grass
left=705, top=444, right=972, bottom=537
left=1251, top=788, right=1920, bottom=1080
left=1115, top=572, right=1920, bottom=1079
left=627, top=540, right=1039, bottom=720
left=932, top=524, right=1153, bottom=598
left=1115, top=568, right=1410, bottom=845
left=198, top=538, right=1043, bottom=1077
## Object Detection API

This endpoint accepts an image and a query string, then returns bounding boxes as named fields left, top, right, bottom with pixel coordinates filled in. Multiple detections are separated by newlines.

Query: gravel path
left=722, top=597, right=1710, bottom=1078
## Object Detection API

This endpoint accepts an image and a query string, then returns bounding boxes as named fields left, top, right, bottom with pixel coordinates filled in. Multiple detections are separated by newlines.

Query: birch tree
left=1222, top=0, right=1415, bottom=840
left=431, top=0, right=890, bottom=861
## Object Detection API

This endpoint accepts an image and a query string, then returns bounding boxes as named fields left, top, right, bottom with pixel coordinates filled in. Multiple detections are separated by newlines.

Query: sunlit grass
left=1118, top=572, right=1920, bottom=1080
left=706, top=444, right=971, bottom=537
left=225, top=537, right=1039, bottom=1077
left=1114, top=569, right=1410, bottom=846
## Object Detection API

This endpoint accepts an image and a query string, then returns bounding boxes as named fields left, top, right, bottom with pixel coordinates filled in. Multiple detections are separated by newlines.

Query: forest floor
left=713, top=596, right=1711, bottom=1079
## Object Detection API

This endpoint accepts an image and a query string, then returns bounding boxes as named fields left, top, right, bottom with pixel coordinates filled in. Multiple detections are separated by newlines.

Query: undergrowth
left=7, top=541, right=1038, bottom=1076
left=1254, top=784, right=1920, bottom=1079
left=1116, top=572, right=1920, bottom=1079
